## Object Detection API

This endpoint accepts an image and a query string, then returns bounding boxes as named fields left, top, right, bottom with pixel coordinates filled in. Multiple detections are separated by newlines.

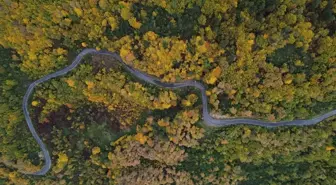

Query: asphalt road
left=22, top=48, right=336, bottom=175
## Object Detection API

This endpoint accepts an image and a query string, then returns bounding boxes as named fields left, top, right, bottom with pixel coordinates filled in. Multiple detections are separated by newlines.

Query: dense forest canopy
left=0, top=0, right=335, bottom=184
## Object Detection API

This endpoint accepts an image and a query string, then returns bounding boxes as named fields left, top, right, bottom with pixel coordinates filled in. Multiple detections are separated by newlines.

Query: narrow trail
left=22, top=48, right=336, bottom=175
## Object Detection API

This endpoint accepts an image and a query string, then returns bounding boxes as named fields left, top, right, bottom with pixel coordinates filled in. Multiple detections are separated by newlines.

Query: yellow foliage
left=7, top=113, right=17, bottom=123
left=63, top=18, right=72, bottom=26
left=253, top=90, right=261, bottom=98
left=125, top=52, right=136, bottom=62
left=207, top=76, right=217, bottom=84
left=7, top=172, right=29, bottom=185
left=108, top=16, right=118, bottom=30
left=197, top=44, right=208, bottom=54
left=130, top=33, right=223, bottom=81
left=152, top=11, right=158, bottom=16
left=120, top=46, right=131, bottom=60
left=182, top=94, right=198, bottom=107
left=74, top=7, right=83, bottom=17
left=206, top=66, right=222, bottom=84
left=92, top=147, right=101, bottom=155
left=98, top=0, right=108, bottom=9
left=144, top=31, right=158, bottom=41
left=28, top=52, right=37, bottom=60
left=212, top=66, right=222, bottom=77
left=157, top=119, right=170, bottom=127
left=229, top=89, right=237, bottom=95
left=165, top=110, right=204, bottom=147
left=120, top=2, right=132, bottom=20
left=134, top=133, right=147, bottom=144
left=140, top=10, right=147, bottom=18
left=128, top=17, right=142, bottom=29
left=121, top=9, right=131, bottom=20
left=8, top=172, right=15, bottom=179
left=22, top=18, right=29, bottom=24
left=65, top=79, right=75, bottom=87
left=247, top=39, right=254, bottom=45
left=153, top=91, right=177, bottom=109
left=58, top=153, right=68, bottom=163
left=107, top=152, right=114, bottom=162
left=54, top=153, right=69, bottom=173
left=102, top=19, right=107, bottom=26
left=31, top=101, right=39, bottom=106
left=284, top=78, right=293, bottom=85
left=284, top=74, right=293, bottom=85
left=56, top=48, right=66, bottom=55
left=294, top=60, right=304, bottom=66
left=182, top=100, right=191, bottom=107
left=326, top=146, right=335, bottom=151
left=85, top=80, right=95, bottom=89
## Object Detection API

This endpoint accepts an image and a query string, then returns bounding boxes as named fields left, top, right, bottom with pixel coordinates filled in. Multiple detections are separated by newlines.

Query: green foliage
left=0, top=47, right=40, bottom=162
left=267, top=44, right=313, bottom=74
left=240, top=162, right=336, bottom=185
left=237, top=0, right=280, bottom=21
left=183, top=119, right=336, bottom=184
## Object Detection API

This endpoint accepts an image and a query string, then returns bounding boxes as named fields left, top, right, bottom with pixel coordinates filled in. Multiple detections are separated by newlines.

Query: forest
left=0, top=0, right=335, bottom=184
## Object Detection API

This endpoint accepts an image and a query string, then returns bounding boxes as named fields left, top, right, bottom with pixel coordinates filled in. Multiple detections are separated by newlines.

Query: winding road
left=22, top=48, right=336, bottom=175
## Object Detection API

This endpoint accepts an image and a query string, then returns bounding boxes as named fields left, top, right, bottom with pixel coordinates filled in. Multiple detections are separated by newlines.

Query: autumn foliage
left=0, top=0, right=335, bottom=184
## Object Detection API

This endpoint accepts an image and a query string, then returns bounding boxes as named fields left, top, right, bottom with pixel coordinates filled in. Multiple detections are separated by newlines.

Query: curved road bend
left=22, top=48, right=336, bottom=175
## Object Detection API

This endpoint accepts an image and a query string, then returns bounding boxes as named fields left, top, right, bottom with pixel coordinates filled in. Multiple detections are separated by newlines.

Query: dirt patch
left=91, top=54, right=122, bottom=74
left=36, top=105, right=72, bottom=141
left=75, top=104, right=122, bottom=133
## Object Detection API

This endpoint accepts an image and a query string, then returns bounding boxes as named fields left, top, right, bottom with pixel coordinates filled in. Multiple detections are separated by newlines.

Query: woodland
left=0, top=0, right=335, bottom=184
